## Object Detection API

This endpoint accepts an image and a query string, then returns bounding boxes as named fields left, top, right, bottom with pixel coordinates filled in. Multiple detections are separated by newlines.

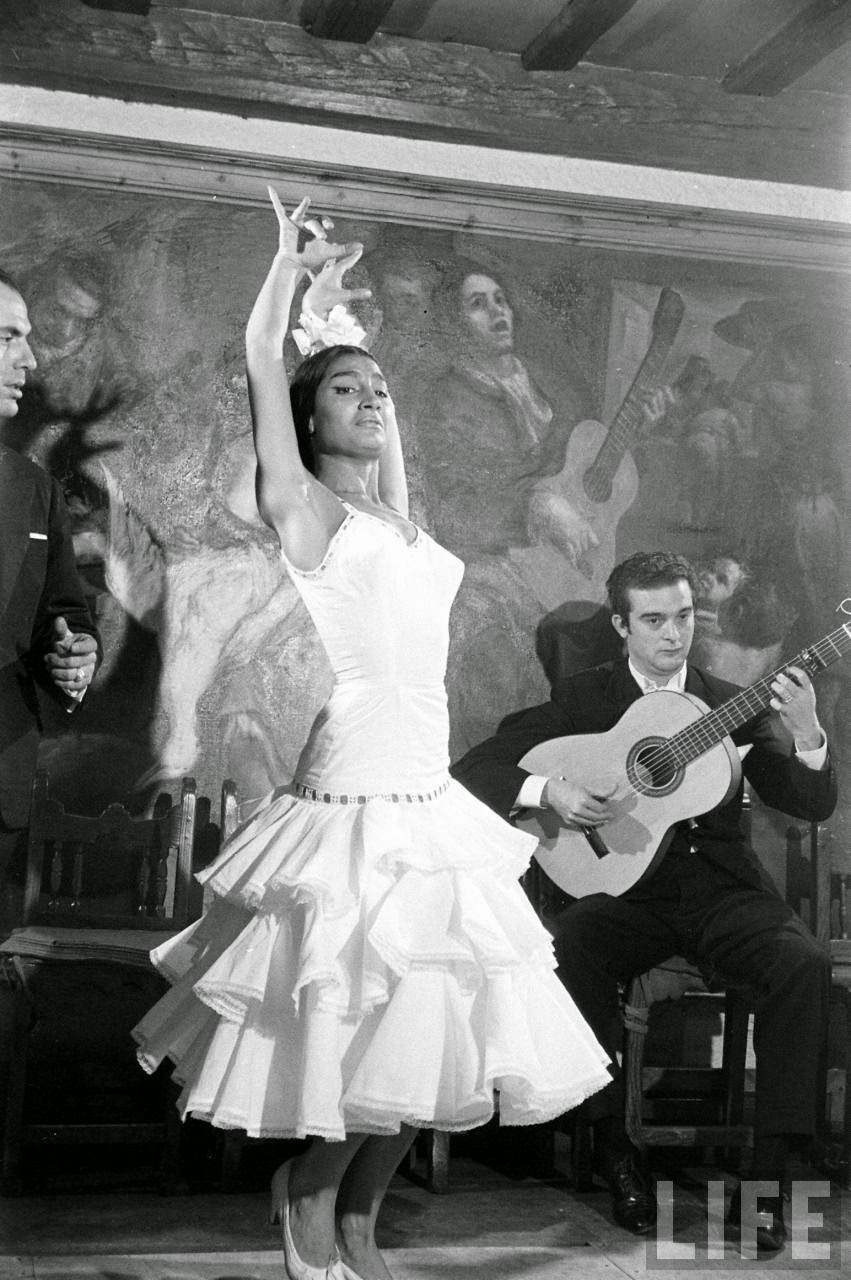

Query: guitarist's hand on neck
left=769, top=665, right=826, bottom=756
left=542, top=777, right=618, bottom=829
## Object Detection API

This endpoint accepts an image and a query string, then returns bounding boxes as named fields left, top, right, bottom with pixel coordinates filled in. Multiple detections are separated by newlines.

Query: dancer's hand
left=302, top=247, right=372, bottom=321
left=267, top=188, right=360, bottom=275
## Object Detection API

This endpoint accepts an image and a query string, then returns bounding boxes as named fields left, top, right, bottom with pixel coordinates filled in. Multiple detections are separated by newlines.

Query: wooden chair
left=622, top=965, right=752, bottom=1163
left=621, top=793, right=755, bottom=1171
left=785, top=816, right=851, bottom=1188
left=0, top=770, right=205, bottom=1194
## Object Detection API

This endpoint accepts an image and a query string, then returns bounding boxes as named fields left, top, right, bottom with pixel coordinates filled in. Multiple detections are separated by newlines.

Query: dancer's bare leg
left=335, top=1126, right=419, bottom=1280
left=281, top=1135, right=369, bottom=1269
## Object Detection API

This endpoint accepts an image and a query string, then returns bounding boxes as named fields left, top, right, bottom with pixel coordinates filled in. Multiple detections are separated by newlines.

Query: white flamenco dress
left=134, top=508, right=610, bottom=1139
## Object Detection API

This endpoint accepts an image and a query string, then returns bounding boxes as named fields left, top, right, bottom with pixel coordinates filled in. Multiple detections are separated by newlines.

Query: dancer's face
left=459, top=273, right=513, bottom=355
left=312, top=352, right=393, bottom=460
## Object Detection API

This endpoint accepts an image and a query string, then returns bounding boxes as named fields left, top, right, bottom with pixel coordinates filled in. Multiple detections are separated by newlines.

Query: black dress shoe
left=601, top=1148, right=657, bottom=1235
left=727, top=1183, right=787, bottom=1254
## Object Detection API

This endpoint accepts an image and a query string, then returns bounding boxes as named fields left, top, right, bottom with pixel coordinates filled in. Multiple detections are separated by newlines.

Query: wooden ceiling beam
left=722, top=0, right=851, bottom=96
left=80, top=0, right=152, bottom=12
left=3, top=0, right=848, bottom=189
left=301, top=0, right=395, bottom=43
left=522, top=0, right=640, bottom=72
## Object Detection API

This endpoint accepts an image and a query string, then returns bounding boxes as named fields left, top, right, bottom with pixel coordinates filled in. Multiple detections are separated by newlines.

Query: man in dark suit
left=0, top=269, right=100, bottom=930
left=452, top=550, right=836, bottom=1253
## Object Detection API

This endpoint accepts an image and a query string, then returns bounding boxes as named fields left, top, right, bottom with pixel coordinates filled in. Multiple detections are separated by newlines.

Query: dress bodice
left=284, top=508, right=464, bottom=796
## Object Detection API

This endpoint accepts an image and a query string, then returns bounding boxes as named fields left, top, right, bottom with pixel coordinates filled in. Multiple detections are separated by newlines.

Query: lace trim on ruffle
left=294, top=777, right=450, bottom=806
left=179, top=1076, right=610, bottom=1139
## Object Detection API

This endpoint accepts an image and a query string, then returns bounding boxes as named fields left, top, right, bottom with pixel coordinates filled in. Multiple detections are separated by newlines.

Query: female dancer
left=134, top=192, right=610, bottom=1280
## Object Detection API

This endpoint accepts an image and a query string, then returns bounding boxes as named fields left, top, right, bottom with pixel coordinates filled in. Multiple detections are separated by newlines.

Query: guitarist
left=452, top=550, right=836, bottom=1253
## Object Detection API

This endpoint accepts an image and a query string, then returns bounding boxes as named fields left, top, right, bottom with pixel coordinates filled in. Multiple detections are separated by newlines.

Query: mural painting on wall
left=2, top=182, right=849, bottom=862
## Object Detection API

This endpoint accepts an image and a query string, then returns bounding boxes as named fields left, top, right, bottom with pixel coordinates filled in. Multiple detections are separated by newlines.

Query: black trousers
left=552, top=845, right=830, bottom=1139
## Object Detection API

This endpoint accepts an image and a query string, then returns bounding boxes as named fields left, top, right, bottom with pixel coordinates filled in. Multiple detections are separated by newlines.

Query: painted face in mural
left=459, top=273, right=514, bottom=356
left=311, top=351, right=393, bottom=461
left=611, top=579, right=695, bottom=684
left=0, top=282, right=37, bottom=419
left=699, top=555, right=748, bottom=609
left=38, top=271, right=102, bottom=353
left=377, top=267, right=433, bottom=331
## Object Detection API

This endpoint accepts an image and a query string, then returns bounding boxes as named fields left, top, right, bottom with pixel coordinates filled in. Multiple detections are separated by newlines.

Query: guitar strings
left=629, top=623, right=851, bottom=786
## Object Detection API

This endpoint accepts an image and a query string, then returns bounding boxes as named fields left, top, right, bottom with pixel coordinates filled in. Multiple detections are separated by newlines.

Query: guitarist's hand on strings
left=542, top=777, right=618, bottom=830
left=769, top=665, right=824, bottom=752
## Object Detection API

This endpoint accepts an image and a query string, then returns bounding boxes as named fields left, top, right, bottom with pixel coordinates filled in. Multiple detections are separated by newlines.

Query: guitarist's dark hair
left=607, top=551, right=700, bottom=623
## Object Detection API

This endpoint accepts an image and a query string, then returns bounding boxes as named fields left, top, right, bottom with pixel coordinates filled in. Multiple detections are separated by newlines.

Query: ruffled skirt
left=133, top=778, right=610, bottom=1139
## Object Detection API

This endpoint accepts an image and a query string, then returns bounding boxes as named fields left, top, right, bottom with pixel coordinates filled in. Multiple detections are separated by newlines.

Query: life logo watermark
left=646, top=1180, right=841, bottom=1268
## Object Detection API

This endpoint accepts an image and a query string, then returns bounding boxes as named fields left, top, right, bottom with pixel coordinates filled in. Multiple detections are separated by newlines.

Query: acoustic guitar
left=517, top=608, right=851, bottom=899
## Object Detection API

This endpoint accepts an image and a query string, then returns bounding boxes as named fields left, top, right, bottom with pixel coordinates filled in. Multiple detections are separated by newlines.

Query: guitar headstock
left=652, top=288, right=686, bottom=343
left=796, top=599, right=851, bottom=674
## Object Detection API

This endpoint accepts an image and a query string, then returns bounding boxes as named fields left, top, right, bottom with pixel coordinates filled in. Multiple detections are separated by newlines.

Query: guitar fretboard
left=665, top=621, right=851, bottom=767
left=583, top=288, right=684, bottom=504
left=586, top=343, right=673, bottom=499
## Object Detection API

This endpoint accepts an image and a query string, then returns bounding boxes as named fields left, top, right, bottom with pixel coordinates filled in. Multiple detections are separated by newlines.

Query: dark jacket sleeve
left=451, top=698, right=573, bottom=823
left=738, top=707, right=837, bottom=824
left=29, top=475, right=101, bottom=697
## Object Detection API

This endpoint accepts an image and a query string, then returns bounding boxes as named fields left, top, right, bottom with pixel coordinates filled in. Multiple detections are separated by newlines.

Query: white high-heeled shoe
left=269, top=1158, right=332, bottom=1280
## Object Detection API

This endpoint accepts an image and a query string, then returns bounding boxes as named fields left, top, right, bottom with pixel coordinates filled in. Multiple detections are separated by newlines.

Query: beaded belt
left=294, top=778, right=450, bottom=806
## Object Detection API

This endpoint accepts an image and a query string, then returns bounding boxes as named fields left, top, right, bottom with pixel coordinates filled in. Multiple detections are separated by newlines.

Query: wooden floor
left=0, top=1141, right=848, bottom=1279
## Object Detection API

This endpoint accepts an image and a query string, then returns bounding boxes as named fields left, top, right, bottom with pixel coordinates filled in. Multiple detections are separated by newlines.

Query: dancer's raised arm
left=245, top=190, right=364, bottom=563
left=375, top=388, right=408, bottom=518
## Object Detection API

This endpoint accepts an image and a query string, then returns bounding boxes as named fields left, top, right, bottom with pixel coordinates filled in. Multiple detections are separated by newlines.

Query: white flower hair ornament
left=292, top=302, right=367, bottom=357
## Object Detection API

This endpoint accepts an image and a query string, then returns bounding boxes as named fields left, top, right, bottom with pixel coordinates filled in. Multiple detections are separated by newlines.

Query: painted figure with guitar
left=452, top=550, right=839, bottom=1253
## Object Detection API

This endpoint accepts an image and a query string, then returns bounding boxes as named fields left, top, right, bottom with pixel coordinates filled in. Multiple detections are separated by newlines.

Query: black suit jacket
left=0, top=445, right=99, bottom=828
left=452, top=658, right=837, bottom=891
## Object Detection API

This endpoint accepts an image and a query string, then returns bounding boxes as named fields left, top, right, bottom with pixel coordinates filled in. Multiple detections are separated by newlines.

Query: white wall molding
left=2, top=86, right=850, bottom=271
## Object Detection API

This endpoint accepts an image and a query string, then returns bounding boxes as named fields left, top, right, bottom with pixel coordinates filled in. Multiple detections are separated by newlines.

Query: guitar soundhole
left=627, top=737, right=682, bottom=797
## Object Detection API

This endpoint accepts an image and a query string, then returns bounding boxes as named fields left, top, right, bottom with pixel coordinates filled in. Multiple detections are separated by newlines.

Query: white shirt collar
left=628, top=658, right=687, bottom=694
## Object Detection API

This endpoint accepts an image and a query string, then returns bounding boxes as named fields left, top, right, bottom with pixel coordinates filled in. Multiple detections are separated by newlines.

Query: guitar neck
left=585, top=290, right=684, bottom=500
left=670, top=622, right=851, bottom=766
left=594, top=343, right=672, bottom=472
